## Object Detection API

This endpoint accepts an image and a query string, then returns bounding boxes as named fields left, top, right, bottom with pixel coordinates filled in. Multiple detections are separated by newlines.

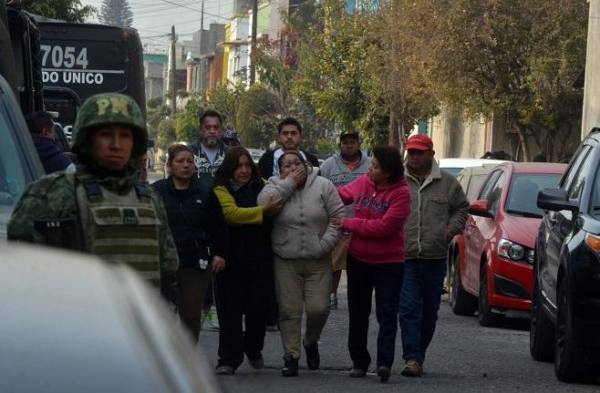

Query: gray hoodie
left=257, top=170, right=345, bottom=260
left=320, top=153, right=369, bottom=217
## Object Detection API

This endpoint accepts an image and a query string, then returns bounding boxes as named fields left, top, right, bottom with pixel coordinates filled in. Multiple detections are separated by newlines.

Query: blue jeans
left=399, top=259, right=447, bottom=365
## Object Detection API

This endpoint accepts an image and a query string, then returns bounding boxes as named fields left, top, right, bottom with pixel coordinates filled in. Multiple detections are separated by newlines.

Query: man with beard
left=319, top=131, right=369, bottom=309
left=8, top=93, right=179, bottom=301
left=190, top=110, right=228, bottom=185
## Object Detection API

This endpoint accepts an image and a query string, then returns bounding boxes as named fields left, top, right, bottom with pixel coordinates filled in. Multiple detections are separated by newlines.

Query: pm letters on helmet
left=96, top=97, right=130, bottom=117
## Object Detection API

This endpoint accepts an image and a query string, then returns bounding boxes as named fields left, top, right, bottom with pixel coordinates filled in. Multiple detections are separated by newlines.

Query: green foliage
left=21, top=0, right=95, bottom=22
left=156, top=118, right=176, bottom=151
left=99, top=0, right=133, bottom=27
left=235, top=84, right=278, bottom=149
left=427, top=0, right=587, bottom=159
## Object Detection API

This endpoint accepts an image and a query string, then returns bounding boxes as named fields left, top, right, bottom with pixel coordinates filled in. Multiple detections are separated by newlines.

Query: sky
left=81, top=0, right=234, bottom=52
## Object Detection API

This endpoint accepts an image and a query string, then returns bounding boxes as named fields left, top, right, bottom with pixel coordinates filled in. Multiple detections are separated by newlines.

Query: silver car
left=0, top=242, right=222, bottom=393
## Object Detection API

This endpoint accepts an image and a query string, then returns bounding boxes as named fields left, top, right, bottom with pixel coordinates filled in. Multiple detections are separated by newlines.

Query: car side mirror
left=537, top=188, right=578, bottom=212
left=469, top=199, right=493, bottom=218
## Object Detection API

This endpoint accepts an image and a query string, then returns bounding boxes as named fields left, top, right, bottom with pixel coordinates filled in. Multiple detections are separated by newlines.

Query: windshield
left=442, top=167, right=462, bottom=177
left=506, top=173, right=561, bottom=218
left=0, top=112, right=29, bottom=239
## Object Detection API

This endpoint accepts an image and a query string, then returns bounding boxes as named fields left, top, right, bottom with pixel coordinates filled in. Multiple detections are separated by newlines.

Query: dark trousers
left=177, top=268, right=212, bottom=342
left=399, top=258, right=447, bottom=365
left=347, top=255, right=404, bottom=370
left=214, top=270, right=272, bottom=369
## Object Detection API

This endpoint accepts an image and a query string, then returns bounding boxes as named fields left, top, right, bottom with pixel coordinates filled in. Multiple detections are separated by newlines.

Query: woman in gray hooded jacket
left=257, top=150, right=344, bottom=377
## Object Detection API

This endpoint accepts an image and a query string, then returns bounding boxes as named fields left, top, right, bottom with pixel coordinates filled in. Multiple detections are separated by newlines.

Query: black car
left=531, top=129, right=600, bottom=383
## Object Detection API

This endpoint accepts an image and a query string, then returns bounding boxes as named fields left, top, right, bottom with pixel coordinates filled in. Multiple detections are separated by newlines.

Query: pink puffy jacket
left=338, top=175, right=411, bottom=264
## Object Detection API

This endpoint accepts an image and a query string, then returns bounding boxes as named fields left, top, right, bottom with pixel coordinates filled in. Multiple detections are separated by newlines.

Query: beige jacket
left=257, top=170, right=344, bottom=260
left=404, top=159, right=469, bottom=260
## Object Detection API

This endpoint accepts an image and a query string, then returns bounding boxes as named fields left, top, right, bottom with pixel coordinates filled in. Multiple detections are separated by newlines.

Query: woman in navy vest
left=153, top=144, right=228, bottom=342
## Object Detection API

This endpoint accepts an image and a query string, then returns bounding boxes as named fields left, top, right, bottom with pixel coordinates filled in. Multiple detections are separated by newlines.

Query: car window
left=567, top=148, right=595, bottom=201
left=0, top=112, right=29, bottom=239
left=487, top=173, right=505, bottom=215
left=561, top=145, right=590, bottom=190
left=478, top=170, right=502, bottom=200
left=506, top=173, right=562, bottom=218
left=466, top=174, right=490, bottom=201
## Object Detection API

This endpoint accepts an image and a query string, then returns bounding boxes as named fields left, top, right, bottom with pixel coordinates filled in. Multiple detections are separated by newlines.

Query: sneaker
left=377, top=366, right=391, bottom=382
left=349, top=366, right=367, bottom=378
left=216, top=365, right=235, bottom=375
left=304, top=341, right=320, bottom=370
left=401, top=360, right=423, bottom=377
left=329, top=294, right=338, bottom=310
left=204, top=306, right=219, bottom=331
left=247, top=355, right=264, bottom=370
left=281, top=353, right=298, bottom=377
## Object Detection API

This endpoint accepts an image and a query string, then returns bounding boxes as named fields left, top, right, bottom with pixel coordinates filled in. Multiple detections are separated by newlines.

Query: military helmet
left=71, top=93, right=148, bottom=159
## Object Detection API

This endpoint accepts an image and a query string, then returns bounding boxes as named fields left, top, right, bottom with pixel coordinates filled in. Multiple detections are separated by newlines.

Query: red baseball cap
left=406, top=134, right=434, bottom=151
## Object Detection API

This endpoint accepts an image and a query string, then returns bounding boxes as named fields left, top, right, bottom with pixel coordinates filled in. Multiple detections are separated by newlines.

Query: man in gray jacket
left=320, top=131, right=369, bottom=309
left=399, top=134, right=469, bottom=377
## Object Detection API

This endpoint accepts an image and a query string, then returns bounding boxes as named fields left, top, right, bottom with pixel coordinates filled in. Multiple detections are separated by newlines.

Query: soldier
left=8, top=93, right=178, bottom=300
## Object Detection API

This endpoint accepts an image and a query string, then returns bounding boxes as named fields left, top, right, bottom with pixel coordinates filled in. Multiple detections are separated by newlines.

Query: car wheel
left=478, top=263, right=504, bottom=327
left=554, top=275, right=598, bottom=383
left=529, top=273, right=554, bottom=362
left=449, top=251, right=477, bottom=316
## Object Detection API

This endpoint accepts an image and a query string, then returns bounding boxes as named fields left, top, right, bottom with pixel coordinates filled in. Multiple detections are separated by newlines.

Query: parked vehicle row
left=448, top=162, right=566, bottom=326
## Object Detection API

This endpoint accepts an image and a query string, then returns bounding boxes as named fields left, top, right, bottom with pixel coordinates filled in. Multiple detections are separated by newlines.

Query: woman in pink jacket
left=337, top=146, right=411, bottom=383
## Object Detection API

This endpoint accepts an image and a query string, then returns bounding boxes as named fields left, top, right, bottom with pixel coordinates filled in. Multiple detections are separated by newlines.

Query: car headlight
left=497, top=239, right=530, bottom=263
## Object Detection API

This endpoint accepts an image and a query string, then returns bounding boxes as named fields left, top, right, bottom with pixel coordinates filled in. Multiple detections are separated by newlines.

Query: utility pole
left=170, top=25, right=177, bottom=118
left=199, top=0, right=205, bottom=92
left=249, top=0, right=258, bottom=85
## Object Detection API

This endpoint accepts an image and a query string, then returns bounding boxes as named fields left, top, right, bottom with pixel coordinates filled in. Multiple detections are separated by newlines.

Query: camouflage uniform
left=8, top=93, right=178, bottom=295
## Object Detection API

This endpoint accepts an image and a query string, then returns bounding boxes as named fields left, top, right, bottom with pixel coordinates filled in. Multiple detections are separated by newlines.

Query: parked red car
left=447, top=162, right=567, bottom=327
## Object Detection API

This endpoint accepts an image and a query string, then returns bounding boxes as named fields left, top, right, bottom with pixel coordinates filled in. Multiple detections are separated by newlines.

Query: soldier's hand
left=262, top=196, right=284, bottom=216
left=211, top=256, right=226, bottom=273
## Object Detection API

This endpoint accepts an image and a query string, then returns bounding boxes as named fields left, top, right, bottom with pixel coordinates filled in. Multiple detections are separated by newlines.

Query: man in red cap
left=399, top=134, right=469, bottom=377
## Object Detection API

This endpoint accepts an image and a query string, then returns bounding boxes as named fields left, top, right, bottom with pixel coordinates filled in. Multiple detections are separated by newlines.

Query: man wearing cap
left=319, top=131, right=369, bottom=309
left=8, top=93, right=179, bottom=301
left=399, top=134, right=468, bottom=377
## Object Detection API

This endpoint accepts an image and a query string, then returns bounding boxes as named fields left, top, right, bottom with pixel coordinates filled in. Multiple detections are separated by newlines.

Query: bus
left=37, top=22, right=146, bottom=139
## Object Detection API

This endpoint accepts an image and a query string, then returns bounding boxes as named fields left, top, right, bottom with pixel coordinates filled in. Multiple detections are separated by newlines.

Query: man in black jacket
left=257, top=117, right=319, bottom=179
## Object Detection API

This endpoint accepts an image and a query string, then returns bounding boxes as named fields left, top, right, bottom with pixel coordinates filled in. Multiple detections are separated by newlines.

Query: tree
left=99, top=0, right=133, bottom=28
left=156, top=118, right=176, bottom=151
left=21, top=0, right=95, bottom=23
left=426, top=0, right=587, bottom=161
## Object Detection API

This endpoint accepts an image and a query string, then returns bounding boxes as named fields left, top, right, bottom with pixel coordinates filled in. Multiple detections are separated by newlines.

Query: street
left=199, top=278, right=599, bottom=393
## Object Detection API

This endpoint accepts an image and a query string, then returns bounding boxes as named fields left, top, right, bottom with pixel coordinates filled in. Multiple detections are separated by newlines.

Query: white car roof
left=438, top=158, right=507, bottom=168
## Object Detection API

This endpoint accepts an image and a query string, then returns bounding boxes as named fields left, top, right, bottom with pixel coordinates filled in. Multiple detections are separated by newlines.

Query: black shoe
left=377, top=366, right=391, bottom=382
left=215, top=364, right=235, bottom=375
left=304, top=341, right=320, bottom=370
left=281, top=353, right=298, bottom=377
left=247, top=355, right=264, bottom=370
left=349, top=367, right=367, bottom=378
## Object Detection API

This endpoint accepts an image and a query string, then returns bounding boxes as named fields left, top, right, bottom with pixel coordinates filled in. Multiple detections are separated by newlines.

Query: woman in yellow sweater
left=212, top=147, right=282, bottom=375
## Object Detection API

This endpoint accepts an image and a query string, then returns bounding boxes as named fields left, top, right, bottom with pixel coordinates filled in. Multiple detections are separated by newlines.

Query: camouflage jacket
left=7, top=170, right=179, bottom=279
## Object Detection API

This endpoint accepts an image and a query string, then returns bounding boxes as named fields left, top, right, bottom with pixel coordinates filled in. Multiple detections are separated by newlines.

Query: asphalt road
left=198, top=276, right=599, bottom=393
